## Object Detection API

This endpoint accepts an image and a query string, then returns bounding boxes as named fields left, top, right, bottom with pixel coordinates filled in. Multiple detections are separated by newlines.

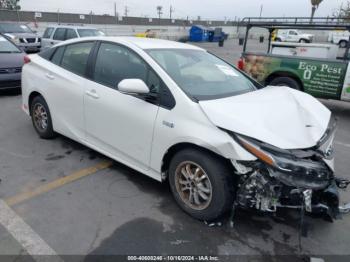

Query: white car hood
left=199, top=86, right=331, bottom=149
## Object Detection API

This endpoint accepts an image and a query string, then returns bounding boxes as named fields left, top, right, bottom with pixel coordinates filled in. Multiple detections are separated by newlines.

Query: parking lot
left=1, top=39, right=350, bottom=261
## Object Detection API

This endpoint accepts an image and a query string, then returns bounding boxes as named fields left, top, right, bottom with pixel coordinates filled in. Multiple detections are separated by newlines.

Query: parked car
left=328, top=31, right=350, bottom=48
left=0, top=34, right=25, bottom=91
left=21, top=37, right=349, bottom=222
left=41, top=25, right=105, bottom=49
left=276, top=29, right=314, bottom=43
left=0, top=22, right=41, bottom=53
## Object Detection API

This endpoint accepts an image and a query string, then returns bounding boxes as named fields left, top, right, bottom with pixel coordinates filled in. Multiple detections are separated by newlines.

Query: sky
left=19, top=0, right=346, bottom=20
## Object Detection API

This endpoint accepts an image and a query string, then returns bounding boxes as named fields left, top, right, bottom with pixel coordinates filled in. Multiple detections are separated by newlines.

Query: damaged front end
left=227, top=118, right=350, bottom=221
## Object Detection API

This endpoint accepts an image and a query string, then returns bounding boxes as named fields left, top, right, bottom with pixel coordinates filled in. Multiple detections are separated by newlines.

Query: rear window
left=53, top=28, right=66, bottom=41
left=51, top=47, right=65, bottom=65
left=66, top=29, right=78, bottom=40
left=61, top=42, right=94, bottom=76
left=43, top=27, right=54, bottom=39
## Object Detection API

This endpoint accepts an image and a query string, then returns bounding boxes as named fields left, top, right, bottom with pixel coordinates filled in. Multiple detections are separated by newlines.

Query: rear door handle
left=45, top=73, right=55, bottom=80
left=85, top=89, right=99, bottom=99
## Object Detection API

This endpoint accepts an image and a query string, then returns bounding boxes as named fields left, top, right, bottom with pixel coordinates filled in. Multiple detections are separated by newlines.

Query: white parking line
left=335, top=141, right=350, bottom=148
left=0, top=199, right=63, bottom=262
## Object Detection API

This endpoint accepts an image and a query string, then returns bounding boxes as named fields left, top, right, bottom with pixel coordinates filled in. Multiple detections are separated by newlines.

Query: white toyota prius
left=22, top=37, right=349, bottom=222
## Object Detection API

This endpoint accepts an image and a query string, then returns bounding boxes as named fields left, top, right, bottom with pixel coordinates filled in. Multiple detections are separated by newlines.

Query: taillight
left=237, top=57, right=244, bottom=70
left=24, top=55, right=31, bottom=64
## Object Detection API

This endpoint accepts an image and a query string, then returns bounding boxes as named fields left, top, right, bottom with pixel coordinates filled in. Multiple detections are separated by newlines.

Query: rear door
left=51, top=28, right=66, bottom=46
left=65, top=29, right=78, bottom=40
left=43, top=41, right=96, bottom=140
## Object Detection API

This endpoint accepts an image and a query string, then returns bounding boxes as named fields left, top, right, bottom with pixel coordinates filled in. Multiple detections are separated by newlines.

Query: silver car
left=0, top=23, right=41, bottom=53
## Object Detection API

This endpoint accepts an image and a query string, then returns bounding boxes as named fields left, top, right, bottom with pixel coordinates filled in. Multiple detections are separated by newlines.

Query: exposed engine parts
left=233, top=162, right=350, bottom=221
left=236, top=170, right=280, bottom=212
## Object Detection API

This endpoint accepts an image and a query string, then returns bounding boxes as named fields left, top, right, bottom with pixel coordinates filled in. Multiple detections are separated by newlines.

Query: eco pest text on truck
left=238, top=17, right=350, bottom=102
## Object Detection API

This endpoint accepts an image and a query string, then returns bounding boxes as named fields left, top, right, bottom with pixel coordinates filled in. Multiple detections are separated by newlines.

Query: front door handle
left=45, top=73, right=55, bottom=80
left=85, top=89, right=99, bottom=99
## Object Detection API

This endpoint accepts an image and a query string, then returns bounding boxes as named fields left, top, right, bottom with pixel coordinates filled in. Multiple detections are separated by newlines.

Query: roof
left=46, top=25, right=98, bottom=30
left=241, top=17, right=350, bottom=31
left=57, top=36, right=204, bottom=51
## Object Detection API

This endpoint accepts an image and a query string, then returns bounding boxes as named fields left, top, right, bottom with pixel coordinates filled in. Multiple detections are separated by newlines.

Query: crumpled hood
left=199, top=86, right=331, bottom=149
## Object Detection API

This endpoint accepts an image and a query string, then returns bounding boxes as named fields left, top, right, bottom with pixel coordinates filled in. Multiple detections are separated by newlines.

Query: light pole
left=310, top=0, right=323, bottom=22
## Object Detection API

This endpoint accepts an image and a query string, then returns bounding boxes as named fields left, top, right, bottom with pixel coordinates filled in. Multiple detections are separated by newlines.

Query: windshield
left=0, top=36, right=21, bottom=53
left=0, top=23, right=33, bottom=33
left=147, top=49, right=257, bottom=100
left=77, top=29, right=105, bottom=37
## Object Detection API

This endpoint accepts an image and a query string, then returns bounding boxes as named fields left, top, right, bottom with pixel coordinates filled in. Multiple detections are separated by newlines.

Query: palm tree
left=310, top=0, right=324, bottom=22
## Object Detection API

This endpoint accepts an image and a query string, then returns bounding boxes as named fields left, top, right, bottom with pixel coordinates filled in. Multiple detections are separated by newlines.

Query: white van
left=41, top=25, right=105, bottom=49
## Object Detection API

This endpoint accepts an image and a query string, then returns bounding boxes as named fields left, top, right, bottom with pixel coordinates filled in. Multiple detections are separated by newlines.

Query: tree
left=310, top=0, right=323, bottom=22
left=333, top=1, right=350, bottom=20
left=0, top=0, right=21, bottom=10
left=156, top=6, right=163, bottom=19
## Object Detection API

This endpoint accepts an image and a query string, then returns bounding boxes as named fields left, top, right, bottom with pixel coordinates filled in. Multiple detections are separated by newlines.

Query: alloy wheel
left=33, top=103, right=48, bottom=132
left=174, top=161, right=213, bottom=210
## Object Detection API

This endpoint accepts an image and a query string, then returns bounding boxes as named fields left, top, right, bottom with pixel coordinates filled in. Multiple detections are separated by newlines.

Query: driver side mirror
left=118, top=79, right=150, bottom=95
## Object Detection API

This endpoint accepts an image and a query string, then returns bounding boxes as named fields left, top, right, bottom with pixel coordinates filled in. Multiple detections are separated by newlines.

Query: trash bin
left=239, top=38, right=244, bottom=46
left=259, top=36, right=264, bottom=43
left=218, top=39, right=224, bottom=47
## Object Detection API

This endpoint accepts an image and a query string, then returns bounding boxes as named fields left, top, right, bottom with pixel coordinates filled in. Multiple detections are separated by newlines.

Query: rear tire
left=168, top=148, right=235, bottom=221
left=299, top=39, right=309, bottom=43
left=339, top=40, right=348, bottom=48
left=275, top=38, right=282, bottom=42
left=30, top=96, right=56, bottom=139
left=270, top=76, right=301, bottom=90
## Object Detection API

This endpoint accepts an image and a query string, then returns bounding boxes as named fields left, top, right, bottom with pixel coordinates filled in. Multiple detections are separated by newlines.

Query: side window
left=53, top=28, right=66, bottom=41
left=43, top=27, right=54, bottom=39
left=66, top=29, right=78, bottom=40
left=61, top=42, right=94, bottom=76
left=147, top=70, right=161, bottom=94
left=51, top=47, right=65, bottom=65
left=93, top=43, right=148, bottom=89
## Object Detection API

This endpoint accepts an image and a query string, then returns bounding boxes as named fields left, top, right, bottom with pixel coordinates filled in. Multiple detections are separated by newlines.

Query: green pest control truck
left=238, top=17, right=350, bottom=102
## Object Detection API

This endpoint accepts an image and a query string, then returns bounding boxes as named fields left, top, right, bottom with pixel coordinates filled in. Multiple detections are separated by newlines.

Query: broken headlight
left=228, top=132, right=333, bottom=190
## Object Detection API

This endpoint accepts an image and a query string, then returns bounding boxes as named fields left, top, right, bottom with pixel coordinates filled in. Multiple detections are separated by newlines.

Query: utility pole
left=259, top=4, right=263, bottom=18
left=170, top=5, right=175, bottom=20
left=124, top=6, right=129, bottom=17
left=114, top=2, right=117, bottom=17
left=157, top=6, right=163, bottom=20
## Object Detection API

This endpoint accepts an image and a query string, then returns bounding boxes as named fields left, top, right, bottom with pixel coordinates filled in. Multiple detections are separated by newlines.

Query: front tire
left=30, top=96, right=56, bottom=139
left=168, top=148, right=235, bottom=221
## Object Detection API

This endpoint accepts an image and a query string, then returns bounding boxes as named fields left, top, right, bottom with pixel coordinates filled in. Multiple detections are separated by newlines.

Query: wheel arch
left=161, top=142, right=234, bottom=180
left=28, top=91, right=44, bottom=116
left=265, top=71, right=304, bottom=91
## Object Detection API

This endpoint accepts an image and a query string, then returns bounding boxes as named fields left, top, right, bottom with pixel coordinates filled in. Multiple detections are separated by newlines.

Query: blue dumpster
left=189, top=25, right=211, bottom=42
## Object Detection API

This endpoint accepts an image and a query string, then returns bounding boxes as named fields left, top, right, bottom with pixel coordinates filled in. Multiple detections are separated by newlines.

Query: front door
left=83, top=42, right=160, bottom=171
